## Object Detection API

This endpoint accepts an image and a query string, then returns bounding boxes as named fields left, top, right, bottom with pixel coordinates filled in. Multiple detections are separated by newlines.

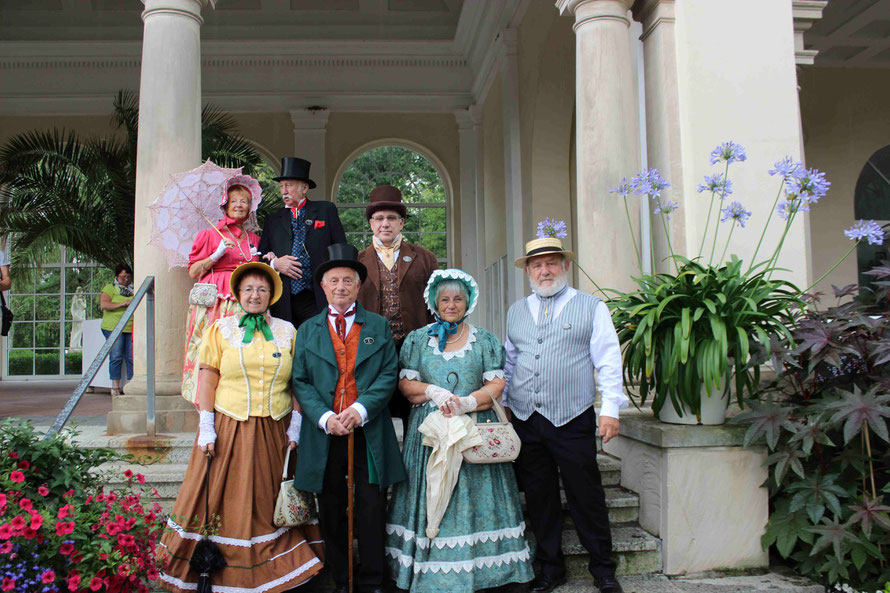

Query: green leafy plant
left=734, top=267, right=890, bottom=590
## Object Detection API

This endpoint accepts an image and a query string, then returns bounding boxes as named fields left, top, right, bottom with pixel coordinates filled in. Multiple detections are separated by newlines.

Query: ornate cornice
left=631, top=0, right=675, bottom=42
left=792, top=0, right=827, bottom=66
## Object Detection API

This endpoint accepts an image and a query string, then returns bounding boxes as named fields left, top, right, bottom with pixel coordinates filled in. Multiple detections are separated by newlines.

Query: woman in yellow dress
left=160, top=262, right=323, bottom=592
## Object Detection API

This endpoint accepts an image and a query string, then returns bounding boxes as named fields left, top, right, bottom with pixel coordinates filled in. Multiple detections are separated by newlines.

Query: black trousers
left=290, top=290, right=318, bottom=329
left=318, top=428, right=387, bottom=592
left=387, top=338, right=411, bottom=428
left=512, top=408, right=616, bottom=579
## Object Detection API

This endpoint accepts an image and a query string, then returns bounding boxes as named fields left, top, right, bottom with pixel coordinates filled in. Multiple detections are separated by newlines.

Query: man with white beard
left=503, top=237, right=628, bottom=593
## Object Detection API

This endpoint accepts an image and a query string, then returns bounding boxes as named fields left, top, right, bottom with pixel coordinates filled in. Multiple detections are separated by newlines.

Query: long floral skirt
left=159, top=414, right=324, bottom=593
left=385, top=403, right=534, bottom=593
left=181, top=297, right=239, bottom=404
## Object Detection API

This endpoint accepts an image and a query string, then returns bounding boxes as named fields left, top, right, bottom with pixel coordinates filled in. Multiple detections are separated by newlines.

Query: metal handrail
left=43, top=276, right=156, bottom=438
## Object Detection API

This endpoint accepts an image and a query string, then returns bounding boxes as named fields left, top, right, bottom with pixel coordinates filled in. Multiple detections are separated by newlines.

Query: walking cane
left=347, top=430, right=355, bottom=593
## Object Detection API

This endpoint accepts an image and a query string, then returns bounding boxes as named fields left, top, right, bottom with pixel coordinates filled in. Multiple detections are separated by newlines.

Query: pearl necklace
left=445, top=323, right=466, bottom=344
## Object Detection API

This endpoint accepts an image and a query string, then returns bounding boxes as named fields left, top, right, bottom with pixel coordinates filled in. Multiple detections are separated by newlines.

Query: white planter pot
left=657, top=376, right=730, bottom=426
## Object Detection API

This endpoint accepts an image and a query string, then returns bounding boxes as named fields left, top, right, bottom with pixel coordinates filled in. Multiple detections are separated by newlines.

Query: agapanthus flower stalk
left=805, top=220, right=886, bottom=292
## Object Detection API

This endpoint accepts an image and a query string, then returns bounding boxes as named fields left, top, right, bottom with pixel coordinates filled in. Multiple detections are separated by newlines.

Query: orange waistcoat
left=328, top=320, right=363, bottom=413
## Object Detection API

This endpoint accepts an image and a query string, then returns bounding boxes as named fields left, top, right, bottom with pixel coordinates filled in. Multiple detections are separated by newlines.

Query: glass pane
left=403, top=207, right=421, bottom=233
left=35, top=349, right=60, bottom=375
left=421, top=233, right=447, bottom=259
left=35, top=296, right=61, bottom=321
left=36, top=268, right=61, bottom=294
left=9, top=295, right=34, bottom=320
left=338, top=207, right=366, bottom=235
left=421, top=207, right=446, bottom=233
left=93, top=268, right=113, bottom=292
left=64, top=350, right=83, bottom=375
left=89, top=295, right=104, bottom=320
left=10, top=273, right=35, bottom=294
left=8, top=350, right=33, bottom=376
left=10, top=322, right=33, bottom=349
left=65, top=292, right=90, bottom=321
left=66, top=267, right=92, bottom=292
left=403, top=232, right=420, bottom=246
left=35, top=322, right=61, bottom=348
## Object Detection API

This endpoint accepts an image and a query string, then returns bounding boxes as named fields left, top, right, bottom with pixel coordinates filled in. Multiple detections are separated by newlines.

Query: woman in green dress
left=386, top=269, right=533, bottom=592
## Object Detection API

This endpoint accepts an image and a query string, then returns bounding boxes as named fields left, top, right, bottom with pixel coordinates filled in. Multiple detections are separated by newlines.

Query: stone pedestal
left=107, top=396, right=197, bottom=434
left=603, top=413, right=768, bottom=575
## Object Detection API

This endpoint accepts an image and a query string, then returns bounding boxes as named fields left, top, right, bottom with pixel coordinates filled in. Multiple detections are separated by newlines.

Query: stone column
left=557, top=0, right=641, bottom=292
left=455, top=105, right=487, bottom=322
left=290, top=108, right=330, bottom=200
left=499, top=28, right=529, bottom=306
left=108, top=0, right=210, bottom=434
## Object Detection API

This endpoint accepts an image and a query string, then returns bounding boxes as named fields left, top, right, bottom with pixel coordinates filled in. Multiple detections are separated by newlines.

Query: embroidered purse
left=462, top=395, right=521, bottom=464
left=273, top=447, right=318, bottom=527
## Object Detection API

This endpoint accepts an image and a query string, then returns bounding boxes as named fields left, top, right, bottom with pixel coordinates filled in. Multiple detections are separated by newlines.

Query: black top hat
left=272, top=157, right=317, bottom=188
left=314, top=243, right=368, bottom=286
left=365, top=185, right=407, bottom=219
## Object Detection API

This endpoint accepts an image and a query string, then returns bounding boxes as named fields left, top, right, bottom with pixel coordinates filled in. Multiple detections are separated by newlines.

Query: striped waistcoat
left=506, top=291, right=600, bottom=427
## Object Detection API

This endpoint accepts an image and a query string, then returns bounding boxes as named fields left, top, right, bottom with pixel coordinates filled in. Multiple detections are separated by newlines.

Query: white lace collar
left=217, top=315, right=295, bottom=350
left=427, top=323, right=478, bottom=361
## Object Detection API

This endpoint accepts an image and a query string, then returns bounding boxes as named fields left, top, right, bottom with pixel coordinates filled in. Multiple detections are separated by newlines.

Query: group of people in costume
left=158, top=157, right=628, bottom=593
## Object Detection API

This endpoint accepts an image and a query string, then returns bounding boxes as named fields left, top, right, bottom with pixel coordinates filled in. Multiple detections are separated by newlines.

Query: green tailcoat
left=292, top=304, right=407, bottom=493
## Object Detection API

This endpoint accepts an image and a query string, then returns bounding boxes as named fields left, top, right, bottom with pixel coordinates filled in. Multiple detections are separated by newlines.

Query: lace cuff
left=399, top=369, right=420, bottom=381
left=482, top=370, right=505, bottom=382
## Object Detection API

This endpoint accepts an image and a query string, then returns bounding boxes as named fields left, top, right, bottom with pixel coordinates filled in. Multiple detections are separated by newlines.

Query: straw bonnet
left=229, top=262, right=284, bottom=306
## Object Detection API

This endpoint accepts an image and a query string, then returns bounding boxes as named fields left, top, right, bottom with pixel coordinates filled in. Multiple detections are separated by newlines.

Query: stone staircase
left=81, top=428, right=662, bottom=588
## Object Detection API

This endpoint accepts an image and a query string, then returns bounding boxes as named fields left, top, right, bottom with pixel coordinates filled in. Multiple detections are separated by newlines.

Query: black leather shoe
left=593, top=575, right=623, bottom=593
left=529, top=573, right=567, bottom=593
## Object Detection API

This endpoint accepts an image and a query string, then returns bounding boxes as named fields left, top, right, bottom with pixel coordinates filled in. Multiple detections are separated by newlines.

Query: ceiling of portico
left=806, top=0, right=890, bottom=67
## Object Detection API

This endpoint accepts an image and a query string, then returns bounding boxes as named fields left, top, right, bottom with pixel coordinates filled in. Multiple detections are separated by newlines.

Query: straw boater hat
left=229, top=262, right=284, bottom=306
left=365, top=185, right=407, bottom=219
left=513, top=237, right=576, bottom=268
left=313, top=243, right=368, bottom=285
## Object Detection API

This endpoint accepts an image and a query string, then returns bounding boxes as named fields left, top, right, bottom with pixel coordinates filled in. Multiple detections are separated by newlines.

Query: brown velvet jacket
left=357, top=241, right=437, bottom=337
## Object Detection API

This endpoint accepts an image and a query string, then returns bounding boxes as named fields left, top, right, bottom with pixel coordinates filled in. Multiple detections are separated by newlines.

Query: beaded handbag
left=273, top=447, right=318, bottom=527
left=462, top=395, right=521, bottom=464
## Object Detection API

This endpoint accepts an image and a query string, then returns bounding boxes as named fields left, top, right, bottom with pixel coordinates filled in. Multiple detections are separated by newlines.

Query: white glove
left=197, top=410, right=217, bottom=447
left=425, top=384, right=454, bottom=407
left=447, top=396, right=478, bottom=416
left=287, top=411, right=302, bottom=445
left=249, top=244, right=260, bottom=257
left=209, top=239, right=228, bottom=262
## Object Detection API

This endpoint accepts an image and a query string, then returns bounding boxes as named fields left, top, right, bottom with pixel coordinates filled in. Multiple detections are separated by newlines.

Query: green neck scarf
left=239, top=311, right=274, bottom=344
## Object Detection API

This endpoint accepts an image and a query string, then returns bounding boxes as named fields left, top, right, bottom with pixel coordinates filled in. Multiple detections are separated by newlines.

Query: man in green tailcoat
left=292, top=243, right=407, bottom=593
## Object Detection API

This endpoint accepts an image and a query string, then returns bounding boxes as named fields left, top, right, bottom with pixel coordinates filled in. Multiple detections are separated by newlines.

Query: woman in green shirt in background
left=99, top=263, right=134, bottom=396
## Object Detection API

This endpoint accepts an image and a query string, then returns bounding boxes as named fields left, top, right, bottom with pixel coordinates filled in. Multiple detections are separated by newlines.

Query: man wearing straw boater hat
left=291, top=243, right=406, bottom=593
left=259, top=157, right=347, bottom=328
left=356, top=185, right=438, bottom=427
left=504, top=236, right=628, bottom=593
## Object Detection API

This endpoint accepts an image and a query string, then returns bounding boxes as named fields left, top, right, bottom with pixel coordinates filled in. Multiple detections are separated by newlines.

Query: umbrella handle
left=201, top=213, right=228, bottom=241
left=347, top=431, right=355, bottom=593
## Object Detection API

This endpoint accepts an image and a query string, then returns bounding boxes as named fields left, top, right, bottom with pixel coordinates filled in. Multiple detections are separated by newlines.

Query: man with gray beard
left=503, top=237, right=627, bottom=593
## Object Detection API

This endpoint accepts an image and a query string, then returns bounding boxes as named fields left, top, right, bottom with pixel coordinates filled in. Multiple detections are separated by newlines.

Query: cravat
left=372, top=234, right=402, bottom=271
left=330, top=309, right=356, bottom=342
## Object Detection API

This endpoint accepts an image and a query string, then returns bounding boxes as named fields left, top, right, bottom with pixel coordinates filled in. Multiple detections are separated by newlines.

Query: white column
left=454, top=105, right=485, bottom=320
left=557, top=0, right=641, bottom=292
left=499, top=28, right=528, bottom=305
left=290, top=109, right=330, bottom=200
left=128, top=0, right=210, bottom=400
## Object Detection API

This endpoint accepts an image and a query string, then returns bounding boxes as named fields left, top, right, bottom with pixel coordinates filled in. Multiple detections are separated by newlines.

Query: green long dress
left=386, top=324, right=534, bottom=592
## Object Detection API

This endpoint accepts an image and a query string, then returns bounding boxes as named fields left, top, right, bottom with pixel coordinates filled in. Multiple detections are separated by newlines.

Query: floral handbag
left=462, top=395, right=521, bottom=464
left=273, top=447, right=318, bottom=527
left=188, top=269, right=218, bottom=308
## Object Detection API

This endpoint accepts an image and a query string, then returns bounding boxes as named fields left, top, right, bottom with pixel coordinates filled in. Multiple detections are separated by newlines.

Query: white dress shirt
left=317, top=303, right=370, bottom=433
left=504, top=287, right=628, bottom=419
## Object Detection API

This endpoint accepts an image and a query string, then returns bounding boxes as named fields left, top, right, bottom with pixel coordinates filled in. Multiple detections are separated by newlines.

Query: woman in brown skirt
left=159, top=261, right=324, bottom=592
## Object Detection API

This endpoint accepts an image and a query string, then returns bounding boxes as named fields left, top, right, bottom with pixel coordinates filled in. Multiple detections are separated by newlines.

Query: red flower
left=118, top=533, right=135, bottom=548
left=17, top=460, right=30, bottom=470
left=40, top=569, right=55, bottom=584
left=37, top=485, right=49, bottom=497
left=58, top=504, right=72, bottom=519
left=7, top=451, right=17, bottom=459
left=0, top=524, right=11, bottom=539
left=123, top=469, right=133, bottom=479
left=136, top=473, right=146, bottom=484
left=67, top=574, right=81, bottom=591
left=23, top=527, right=37, bottom=540
left=146, top=567, right=159, bottom=580
left=60, top=542, right=74, bottom=555
left=9, top=471, right=24, bottom=483
left=0, top=541, right=11, bottom=553
left=63, top=489, right=74, bottom=498
left=18, top=498, right=32, bottom=511
left=0, top=494, right=6, bottom=507
left=55, top=521, right=75, bottom=536
left=88, top=577, right=102, bottom=591
left=1, top=576, right=15, bottom=592
left=29, top=513, right=43, bottom=530
left=106, top=523, right=121, bottom=536
left=11, top=516, right=25, bottom=530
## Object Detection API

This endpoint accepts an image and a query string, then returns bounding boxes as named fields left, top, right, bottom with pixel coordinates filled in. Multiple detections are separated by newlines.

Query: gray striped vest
left=506, top=291, right=600, bottom=426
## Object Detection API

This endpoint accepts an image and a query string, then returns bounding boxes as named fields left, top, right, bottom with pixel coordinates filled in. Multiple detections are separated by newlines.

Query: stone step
left=562, top=525, right=661, bottom=577
left=520, top=486, right=639, bottom=524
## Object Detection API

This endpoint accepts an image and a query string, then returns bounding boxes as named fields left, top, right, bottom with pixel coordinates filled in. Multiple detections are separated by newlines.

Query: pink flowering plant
left=0, top=419, right=163, bottom=593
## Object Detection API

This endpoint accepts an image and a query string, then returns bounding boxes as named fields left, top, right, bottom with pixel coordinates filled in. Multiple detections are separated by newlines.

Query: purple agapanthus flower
left=654, top=200, right=679, bottom=219
left=769, top=156, right=802, bottom=179
left=776, top=197, right=810, bottom=220
left=536, top=217, right=568, bottom=239
left=630, top=168, right=670, bottom=198
left=696, top=173, right=733, bottom=197
left=709, top=141, right=747, bottom=165
left=844, top=220, right=885, bottom=245
left=786, top=167, right=830, bottom=204
left=720, top=201, right=752, bottom=227
left=609, top=177, right=632, bottom=198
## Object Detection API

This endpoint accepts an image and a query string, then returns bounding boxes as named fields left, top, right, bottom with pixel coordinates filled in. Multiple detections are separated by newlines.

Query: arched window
left=335, top=144, right=449, bottom=266
left=853, top=146, right=890, bottom=288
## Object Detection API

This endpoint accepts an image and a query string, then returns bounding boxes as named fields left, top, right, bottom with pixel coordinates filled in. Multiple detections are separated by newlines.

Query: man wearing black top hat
left=292, top=243, right=406, bottom=593
left=259, top=157, right=347, bottom=327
